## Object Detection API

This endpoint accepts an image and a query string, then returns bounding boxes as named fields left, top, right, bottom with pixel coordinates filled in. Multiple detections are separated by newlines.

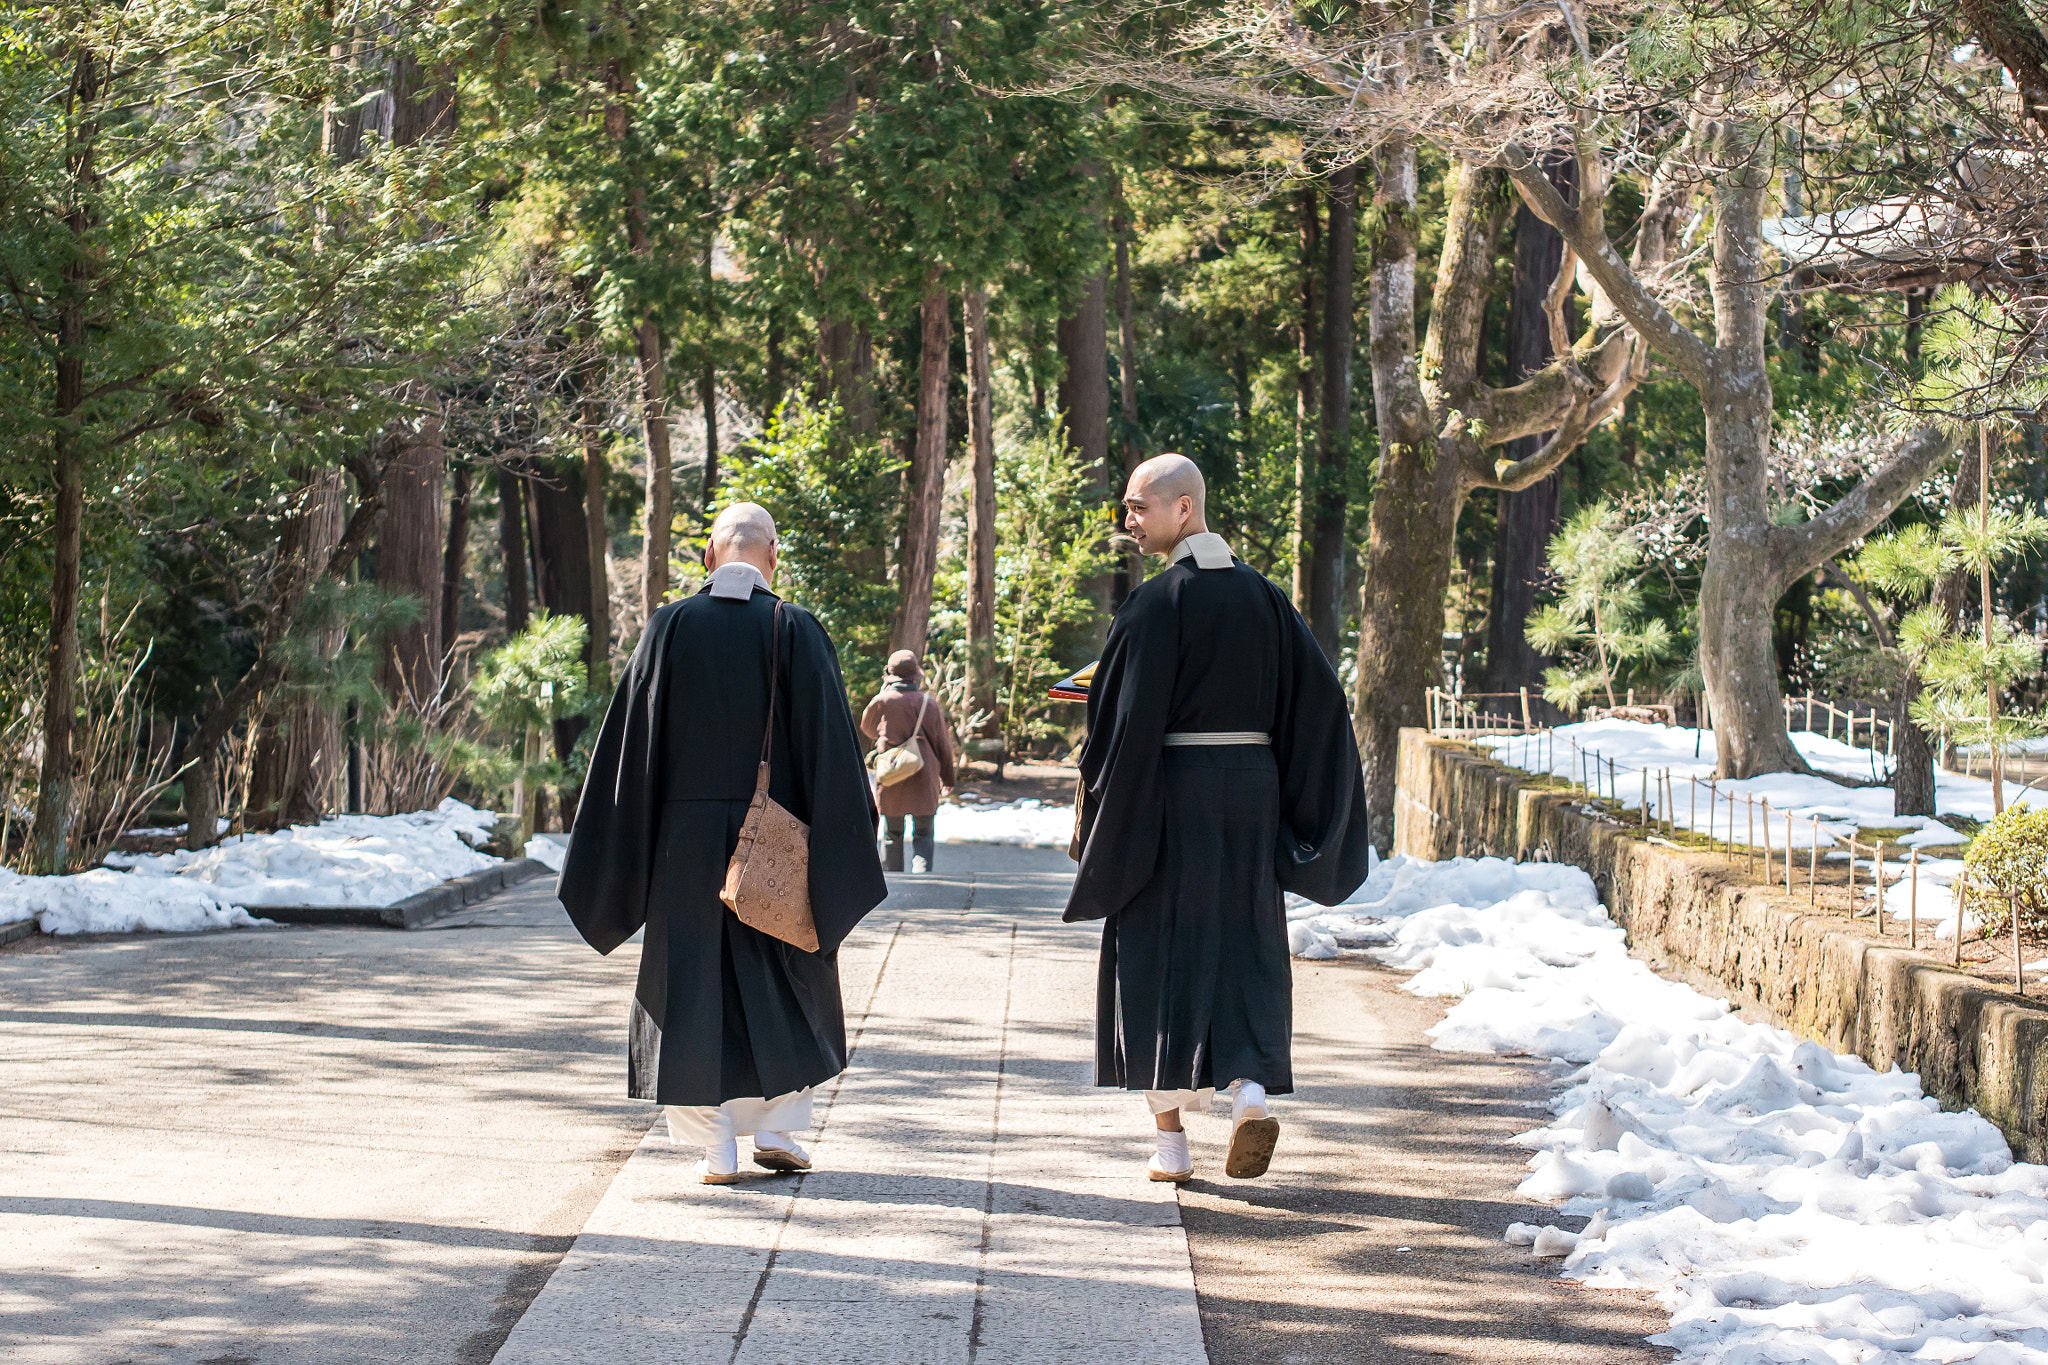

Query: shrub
left=1961, top=804, right=2048, bottom=936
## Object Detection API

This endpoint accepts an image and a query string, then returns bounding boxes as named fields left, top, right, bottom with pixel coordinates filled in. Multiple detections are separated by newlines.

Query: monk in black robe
left=558, top=503, right=887, bottom=1184
left=1067, top=455, right=1372, bottom=1181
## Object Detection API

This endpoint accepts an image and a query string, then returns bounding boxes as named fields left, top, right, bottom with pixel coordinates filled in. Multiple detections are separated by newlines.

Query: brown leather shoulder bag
left=719, top=600, right=820, bottom=951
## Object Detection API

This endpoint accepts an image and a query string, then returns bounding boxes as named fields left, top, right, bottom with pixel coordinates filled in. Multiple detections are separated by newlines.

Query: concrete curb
left=1394, top=727, right=2048, bottom=1163
left=0, top=917, right=35, bottom=947
left=257, top=858, right=551, bottom=929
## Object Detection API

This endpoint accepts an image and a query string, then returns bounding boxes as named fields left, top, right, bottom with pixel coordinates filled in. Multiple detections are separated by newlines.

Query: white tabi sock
left=1151, top=1128, right=1191, bottom=1176
left=703, top=1136, right=740, bottom=1176
left=754, top=1130, right=809, bottom=1161
left=1231, top=1080, right=1269, bottom=1121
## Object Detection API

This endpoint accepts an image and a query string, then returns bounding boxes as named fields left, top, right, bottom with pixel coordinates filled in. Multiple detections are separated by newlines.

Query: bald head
left=705, top=502, right=778, bottom=578
left=1121, top=453, right=1207, bottom=555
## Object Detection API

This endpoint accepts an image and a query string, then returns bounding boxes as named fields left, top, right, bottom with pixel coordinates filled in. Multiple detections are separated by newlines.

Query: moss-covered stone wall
left=1393, top=727, right=2048, bottom=1163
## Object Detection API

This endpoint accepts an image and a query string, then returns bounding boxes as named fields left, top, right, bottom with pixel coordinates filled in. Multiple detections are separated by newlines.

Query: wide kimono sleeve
left=784, top=609, right=888, bottom=953
left=1063, top=583, right=1178, bottom=923
left=1265, top=580, right=1374, bottom=906
left=556, top=602, right=685, bottom=956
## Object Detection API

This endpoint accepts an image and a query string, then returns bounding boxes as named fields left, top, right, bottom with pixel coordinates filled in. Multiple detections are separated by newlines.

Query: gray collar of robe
left=1167, top=531, right=1235, bottom=569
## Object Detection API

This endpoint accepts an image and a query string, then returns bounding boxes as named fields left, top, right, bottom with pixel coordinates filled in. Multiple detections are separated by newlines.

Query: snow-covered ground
left=935, top=794, right=1073, bottom=847
left=1478, top=719, right=2022, bottom=934
left=1291, top=855, right=2048, bottom=1364
left=526, top=832, right=569, bottom=872
left=4, top=800, right=501, bottom=936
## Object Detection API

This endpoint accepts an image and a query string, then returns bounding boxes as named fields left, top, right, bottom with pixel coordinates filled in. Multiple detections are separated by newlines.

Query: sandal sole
left=1225, top=1116, right=1280, bottom=1179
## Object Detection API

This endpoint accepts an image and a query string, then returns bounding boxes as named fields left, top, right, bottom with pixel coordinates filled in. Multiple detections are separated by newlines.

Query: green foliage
left=984, top=430, right=1115, bottom=749
left=712, top=404, right=905, bottom=700
left=473, top=612, right=592, bottom=736
left=462, top=613, right=594, bottom=800
left=1961, top=804, right=2048, bottom=936
left=1527, top=502, right=1677, bottom=713
left=1855, top=499, right=2048, bottom=751
left=926, top=426, right=1112, bottom=750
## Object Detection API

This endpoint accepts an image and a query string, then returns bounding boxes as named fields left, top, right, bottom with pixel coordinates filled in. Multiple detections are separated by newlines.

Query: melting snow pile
left=0, top=868, right=271, bottom=936
left=935, top=795, right=1073, bottom=847
left=1296, top=855, right=2048, bottom=1363
left=525, top=833, right=570, bottom=872
left=0, top=800, right=503, bottom=935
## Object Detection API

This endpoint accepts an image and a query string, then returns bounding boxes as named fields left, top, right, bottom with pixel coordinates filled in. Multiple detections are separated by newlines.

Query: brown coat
left=860, top=686, right=955, bottom=818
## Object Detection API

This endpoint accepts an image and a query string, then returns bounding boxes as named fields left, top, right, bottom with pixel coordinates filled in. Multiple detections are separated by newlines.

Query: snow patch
left=525, top=833, right=569, bottom=873
left=2, top=800, right=504, bottom=935
left=0, top=867, right=273, bottom=936
left=1319, top=852, right=2048, bottom=1364
left=934, top=796, right=1073, bottom=847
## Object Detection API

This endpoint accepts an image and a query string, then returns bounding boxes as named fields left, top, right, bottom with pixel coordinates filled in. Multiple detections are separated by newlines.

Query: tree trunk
left=376, top=397, right=446, bottom=706
left=604, top=59, right=672, bottom=621
left=581, top=363, right=612, bottom=684
left=33, top=447, right=84, bottom=874
left=371, top=54, right=454, bottom=713
left=185, top=454, right=390, bottom=847
left=1113, top=210, right=1142, bottom=603
left=637, top=317, right=672, bottom=616
left=30, top=46, right=100, bottom=875
left=1353, top=134, right=1436, bottom=851
left=891, top=279, right=952, bottom=655
left=525, top=458, right=596, bottom=765
left=766, top=323, right=786, bottom=420
left=1894, top=441, right=1981, bottom=814
left=964, top=287, right=999, bottom=735
left=1301, top=163, right=1357, bottom=662
left=1483, top=157, right=1574, bottom=705
left=819, top=318, right=879, bottom=439
left=440, top=460, right=472, bottom=657
left=699, top=361, right=719, bottom=504
left=498, top=464, right=529, bottom=637
left=245, top=468, right=346, bottom=830
left=1292, top=187, right=1320, bottom=613
left=1059, top=270, right=1112, bottom=623
left=1696, top=144, right=1808, bottom=779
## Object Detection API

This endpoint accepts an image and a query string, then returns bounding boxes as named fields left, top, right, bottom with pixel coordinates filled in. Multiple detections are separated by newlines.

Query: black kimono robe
left=557, top=584, right=887, bottom=1106
left=1065, top=553, right=1372, bottom=1096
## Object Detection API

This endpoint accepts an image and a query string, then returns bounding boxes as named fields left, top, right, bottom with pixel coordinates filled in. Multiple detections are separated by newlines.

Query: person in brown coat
left=860, top=650, right=956, bottom=873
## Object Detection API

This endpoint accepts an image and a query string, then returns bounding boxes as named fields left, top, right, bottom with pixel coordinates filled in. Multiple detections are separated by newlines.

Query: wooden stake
left=1875, top=840, right=1886, bottom=935
left=1785, top=809, right=1793, bottom=893
left=1955, top=878, right=1966, bottom=967
left=1809, top=817, right=1819, bottom=905
left=1909, top=849, right=1919, bottom=950
left=2014, top=895, right=2023, bottom=995
left=1761, top=797, right=1771, bottom=882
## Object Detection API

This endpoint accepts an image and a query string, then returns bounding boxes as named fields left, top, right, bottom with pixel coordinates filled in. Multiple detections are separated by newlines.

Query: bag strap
left=910, top=692, right=931, bottom=744
left=757, top=601, right=784, bottom=774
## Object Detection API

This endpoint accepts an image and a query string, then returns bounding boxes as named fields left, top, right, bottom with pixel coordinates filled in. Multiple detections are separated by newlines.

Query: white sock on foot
left=704, top=1136, right=739, bottom=1175
left=1232, top=1080, right=1269, bottom=1121
left=1152, top=1128, right=1191, bottom=1174
left=754, top=1130, right=808, bottom=1160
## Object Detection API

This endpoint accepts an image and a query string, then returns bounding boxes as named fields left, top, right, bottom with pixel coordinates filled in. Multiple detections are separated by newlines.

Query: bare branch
left=1769, top=423, right=1963, bottom=580
left=1504, top=139, right=1715, bottom=384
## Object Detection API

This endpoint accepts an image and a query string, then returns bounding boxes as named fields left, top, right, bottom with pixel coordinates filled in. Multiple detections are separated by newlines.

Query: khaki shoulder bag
left=719, top=601, right=820, bottom=952
left=870, top=693, right=931, bottom=788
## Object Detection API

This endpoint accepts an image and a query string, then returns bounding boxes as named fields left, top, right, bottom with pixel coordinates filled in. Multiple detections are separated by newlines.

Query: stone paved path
left=490, top=850, right=1207, bottom=1365
left=1, top=839, right=1668, bottom=1364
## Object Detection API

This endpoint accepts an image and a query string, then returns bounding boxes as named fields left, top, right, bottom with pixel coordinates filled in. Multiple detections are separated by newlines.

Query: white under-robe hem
left=665, top=1087, right=815, bottom=1145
